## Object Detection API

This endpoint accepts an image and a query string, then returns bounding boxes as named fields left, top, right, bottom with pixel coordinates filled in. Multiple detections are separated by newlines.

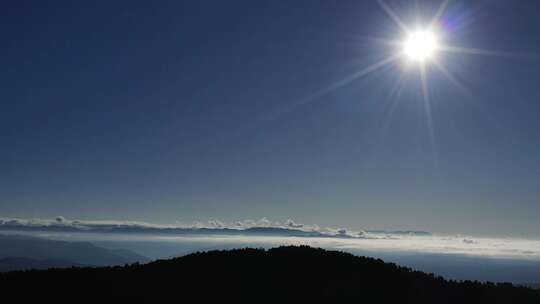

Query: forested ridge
left=2, top=246, right=539, bottom=303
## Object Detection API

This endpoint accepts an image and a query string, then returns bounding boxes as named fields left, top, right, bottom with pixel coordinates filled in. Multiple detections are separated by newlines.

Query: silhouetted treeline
left=1, top=246, right=539, bottom=303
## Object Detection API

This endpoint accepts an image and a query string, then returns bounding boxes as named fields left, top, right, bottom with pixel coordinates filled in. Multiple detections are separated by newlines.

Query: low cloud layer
left=1, top=216, right=540, bottom=262
left=0, top=216, right=429, bottom=239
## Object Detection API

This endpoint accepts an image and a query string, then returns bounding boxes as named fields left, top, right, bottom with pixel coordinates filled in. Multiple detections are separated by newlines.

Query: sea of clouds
left=1, top=216, right=540, bottom=261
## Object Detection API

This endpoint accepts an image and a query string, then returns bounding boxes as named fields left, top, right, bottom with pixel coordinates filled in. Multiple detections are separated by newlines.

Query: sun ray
left=429, top=0, right=450, bottom=29
left=366, top=69, right=408, bottom=168
left=367, top=37, right=402, bottom=48
left=377, top=0, right=410, bottom=33
left=296, top=54, right=401, bottom=105
left=432, top=60, right=470, bottom=96
left=265, top=54, right=401, bottom=121
left=388, top=68, right=407, bottom=100
left=420, top=62, right=436, bottom=155
left=420, top=63, right=431, bottom=126
left=414, top=0, right=421, bottom=28
left=439, top=45, right=513, bottom=57
left=380, top=68, right=407, bottom=135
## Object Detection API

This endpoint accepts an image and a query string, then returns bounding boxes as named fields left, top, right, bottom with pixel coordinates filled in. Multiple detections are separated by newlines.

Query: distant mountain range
left=1, top=246, right=538, bottom=303
left=0, top=220, right=431, bottom=239
left=0, top=257, right=84, bottom=272
left=0, top=234, right=148, bottom=271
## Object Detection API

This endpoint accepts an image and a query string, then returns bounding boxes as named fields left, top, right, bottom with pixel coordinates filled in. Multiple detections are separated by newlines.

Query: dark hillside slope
left=1, top=246, right=539, bottom=303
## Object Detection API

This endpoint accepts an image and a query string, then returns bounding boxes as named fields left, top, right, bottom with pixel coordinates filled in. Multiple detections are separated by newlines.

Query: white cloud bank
left=151, top=234, right=540, bottom=262
left=2, top=216, right=540, bottom=261
left=0, top=216, right=427, bottom=239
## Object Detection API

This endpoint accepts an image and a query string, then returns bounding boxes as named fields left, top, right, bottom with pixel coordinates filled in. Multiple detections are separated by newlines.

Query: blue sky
left=1, top=0, right=540, bottom=236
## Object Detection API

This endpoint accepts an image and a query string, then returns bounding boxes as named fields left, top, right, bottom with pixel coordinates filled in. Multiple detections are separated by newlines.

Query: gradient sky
left=1, top=0, right=540, bottom=237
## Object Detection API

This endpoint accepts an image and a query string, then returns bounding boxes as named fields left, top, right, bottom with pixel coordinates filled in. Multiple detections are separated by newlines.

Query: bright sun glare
left=403, top=30, right=439, bottom=62
left=300, top=0, right=502, bottom=138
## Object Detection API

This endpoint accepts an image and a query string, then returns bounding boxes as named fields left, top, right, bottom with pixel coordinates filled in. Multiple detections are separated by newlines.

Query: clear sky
left=1, top=0, right=540, bottom=237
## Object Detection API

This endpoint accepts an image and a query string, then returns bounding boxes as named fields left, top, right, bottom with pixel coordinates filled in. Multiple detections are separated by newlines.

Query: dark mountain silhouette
left=522, top=283, right=540, bottom=290
left=0, top=234, right=148, bottom=268
left=1, top=246, right=539, bottom=303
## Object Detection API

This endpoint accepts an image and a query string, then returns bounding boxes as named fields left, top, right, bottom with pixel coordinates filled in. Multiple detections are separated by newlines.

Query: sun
left=403, top=30, right=439, bottom=62
left=292, top=0, right=502, bottom=133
